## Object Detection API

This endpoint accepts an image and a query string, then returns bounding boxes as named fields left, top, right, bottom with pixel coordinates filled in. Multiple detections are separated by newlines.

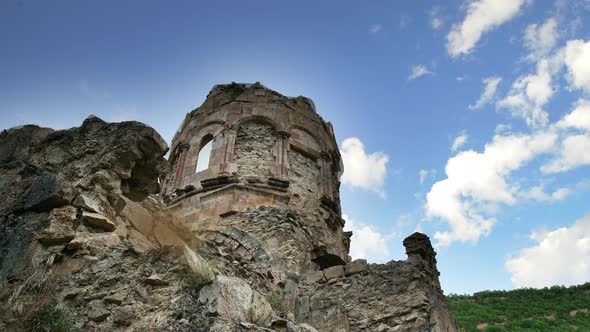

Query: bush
left=30, top=301, right=76, bottom=332
left=447, top=282, right=590, bottom=332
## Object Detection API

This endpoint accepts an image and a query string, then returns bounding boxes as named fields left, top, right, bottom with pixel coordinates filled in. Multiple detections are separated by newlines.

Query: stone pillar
left=319, top=152, right=333, bottom=199
left=174, top=143, right=190, bottom=188
left=273, top=131, right=290, bottom=179
left=219, top=129, right=237, bottom=175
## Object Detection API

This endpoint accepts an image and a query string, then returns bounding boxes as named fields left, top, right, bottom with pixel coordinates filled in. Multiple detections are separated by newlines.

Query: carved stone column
left=219, top=129, right=237, bottom=175
left=273, top=131, right=290, bottom=179
left=174, top=143, right=190, bottom=188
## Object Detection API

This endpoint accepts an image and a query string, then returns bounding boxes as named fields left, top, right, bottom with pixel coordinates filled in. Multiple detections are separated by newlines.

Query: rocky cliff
left=0, top=85, right=458, bottom=332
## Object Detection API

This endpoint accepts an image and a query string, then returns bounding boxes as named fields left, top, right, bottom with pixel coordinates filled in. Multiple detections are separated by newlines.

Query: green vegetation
left=31, top=301, right=77, bottom=332
left=246, top=306, right=271, bottom=326
left=446, top=282, right=590, bottom=332
left=180, top=245, right=216, bottom=291
left=267, top=290, right=285, bottom=312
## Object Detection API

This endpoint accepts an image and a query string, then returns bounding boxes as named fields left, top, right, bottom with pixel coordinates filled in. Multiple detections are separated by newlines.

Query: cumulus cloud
left=427, top=94, right=590, bottom=247
left=451, top=132, right=469, bottom=152
left=446, top=0, right=527, bottom=57
left=524, top=17, right=559, bottom=60
left=557, top=98, right=590, bottom=131
left=497, top=56, right=563, bottom=128
left=564, top=39, right=590, bottom=93
left=469, top=76, right=502, bottom=110
left=542, top=133, right=590, bottom=173
left=408, top=64, right=433, bottom=80
left=343, top=214, right=391, bottom=263
left=340, top=137, right=389, bottom=198
left=425, top=131, right=558, bottom=247
left=506, top=213, right=590, bottom=288
left=543, top=99, right=590, bottom=173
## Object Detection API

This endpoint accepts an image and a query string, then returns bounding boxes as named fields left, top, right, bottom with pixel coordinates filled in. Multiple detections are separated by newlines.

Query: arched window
left=195, top=137, right=213, bottom=173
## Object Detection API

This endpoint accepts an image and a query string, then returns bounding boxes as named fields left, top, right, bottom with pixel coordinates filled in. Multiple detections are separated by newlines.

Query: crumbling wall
left=296, top=233, right=459, bottom=332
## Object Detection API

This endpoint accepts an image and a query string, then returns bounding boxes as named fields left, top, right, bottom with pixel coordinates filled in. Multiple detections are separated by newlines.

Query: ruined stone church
left=0, top=82, right=458, bottom=331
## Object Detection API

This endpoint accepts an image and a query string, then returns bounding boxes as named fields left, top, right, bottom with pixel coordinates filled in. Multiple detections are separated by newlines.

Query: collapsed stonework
left=0, top=83, right=458, bottom=331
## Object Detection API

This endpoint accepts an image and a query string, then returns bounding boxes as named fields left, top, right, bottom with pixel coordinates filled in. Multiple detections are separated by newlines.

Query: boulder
left=82, top=211, right=116, bottom=232
left=87, top=300, right=110, bottom=322
left=112, top=305, right=136, bottom=326
left=116, top=196, right=154, bottom=234
left=304, top=270, right=325, bottom=284
left=37, top=206, right=77, bottom=245
left=323, top=265, right=345, bottom=280
left=73, top=192, right=103, bottom=214
left=345, top=259, right=368, bottom=276
left=68, top=232, right=121, bottom=255
left=128, top=229, right=156, bottom=254
left=199, top=275, right=272, bottom=323
left=23, top=174, right=76, bottom=212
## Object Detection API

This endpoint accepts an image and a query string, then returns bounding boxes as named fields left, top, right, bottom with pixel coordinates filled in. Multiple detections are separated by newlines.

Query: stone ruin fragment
left=0, top=82, right=459, bottom=331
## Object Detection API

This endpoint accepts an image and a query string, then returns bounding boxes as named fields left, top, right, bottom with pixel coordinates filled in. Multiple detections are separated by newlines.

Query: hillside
left=447, top=282, right=590, bottom=332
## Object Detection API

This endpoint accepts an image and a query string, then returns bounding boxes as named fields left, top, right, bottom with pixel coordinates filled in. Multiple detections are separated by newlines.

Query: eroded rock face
left=0, top=117, right=171, bottom=330
left=0, top=84, right=458, bottom=332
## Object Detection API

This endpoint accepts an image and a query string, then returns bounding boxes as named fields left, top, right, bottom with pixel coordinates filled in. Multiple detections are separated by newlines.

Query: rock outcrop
left=0, top=84, right=458, bottom=331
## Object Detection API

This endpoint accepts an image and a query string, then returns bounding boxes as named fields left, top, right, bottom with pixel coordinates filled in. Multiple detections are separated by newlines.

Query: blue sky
left=1, top=0, right=589, bottom=294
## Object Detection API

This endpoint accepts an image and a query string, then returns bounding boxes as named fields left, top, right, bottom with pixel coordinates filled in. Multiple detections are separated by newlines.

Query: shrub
left=30, top=301, right=77, bottom=332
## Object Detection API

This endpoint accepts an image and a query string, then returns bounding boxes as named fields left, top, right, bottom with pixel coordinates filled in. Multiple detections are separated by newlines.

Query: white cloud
left=408, top=64, right=433, bottom=80
left=524, top=17, right=559, bottom=60
left=469, top=76, right=502, bottom=110
left=564, top=39, right=590, bottom=93
left=343, top=214, right=390, bottom=263
left=506, top=213, right=590, bottom=288
left=451, top=132, right=469, bottom=152
left=497, top=55, right=563, bottom=128
left=419, top=169, right=437, bottom=185
left=340, top=137, right=389, bottom=198
left=542, top=133, right=590, bottom=173
left=427, top=95, right=590, bottom=247
left=369, top=24, right=382, bottom=34
left=425, top=131, right=558, bottom=247
left=446, top=0, right=527, bottom=57
left=557, top=98, right=590, bottom=131
left=519, top=184, right=571, bottom=202
left=543, top=99, right=590, bottom=173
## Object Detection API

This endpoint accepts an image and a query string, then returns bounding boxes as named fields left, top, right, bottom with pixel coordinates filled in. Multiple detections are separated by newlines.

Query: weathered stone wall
left=288, top=149, right=320, bottom=212
left=235, top=121, right=276, bottom=179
